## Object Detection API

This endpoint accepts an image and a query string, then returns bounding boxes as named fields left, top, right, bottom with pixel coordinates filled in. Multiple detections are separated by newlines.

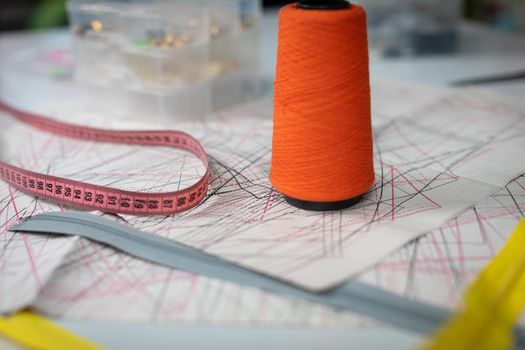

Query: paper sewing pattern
left=0, top=81, right=524, bottom=326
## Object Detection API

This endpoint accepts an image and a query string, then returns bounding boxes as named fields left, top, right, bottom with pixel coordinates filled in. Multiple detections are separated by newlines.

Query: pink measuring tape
left=0, top=101, right=209, bottom=215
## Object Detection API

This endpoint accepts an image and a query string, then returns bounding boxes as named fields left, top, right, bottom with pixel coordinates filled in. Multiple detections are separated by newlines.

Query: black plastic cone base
left=297, top=0, right=350, bottom=10
left=284, top=195, right=362, bottom=211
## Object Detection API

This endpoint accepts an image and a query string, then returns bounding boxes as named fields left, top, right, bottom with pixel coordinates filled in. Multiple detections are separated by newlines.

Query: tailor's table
left=1, top=10, right=525, bottom=350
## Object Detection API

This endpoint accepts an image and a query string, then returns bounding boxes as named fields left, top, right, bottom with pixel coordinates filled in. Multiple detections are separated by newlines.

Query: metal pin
left=187, top=18, right=198, bottom=28
left=210, top=25, right=221, bottom=37
left=90, top=20, right=103, bottom=32
left=164, top=34, right=175, bottom=45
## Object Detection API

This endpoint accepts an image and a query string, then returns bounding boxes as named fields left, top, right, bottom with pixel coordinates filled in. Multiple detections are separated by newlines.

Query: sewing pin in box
left=124, top=27, right=208, bottom=88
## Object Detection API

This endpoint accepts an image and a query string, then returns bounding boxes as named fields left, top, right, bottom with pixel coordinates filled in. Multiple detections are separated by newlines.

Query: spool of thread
left=270, top=0, right=374, bottom=211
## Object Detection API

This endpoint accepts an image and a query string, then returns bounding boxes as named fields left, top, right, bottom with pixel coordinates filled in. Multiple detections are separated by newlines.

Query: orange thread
left=270, top=3, right=375, bottom=203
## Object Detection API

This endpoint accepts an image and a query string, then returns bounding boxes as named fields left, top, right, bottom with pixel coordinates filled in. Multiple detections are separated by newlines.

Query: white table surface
left=1, top=9, right=525, bottom=350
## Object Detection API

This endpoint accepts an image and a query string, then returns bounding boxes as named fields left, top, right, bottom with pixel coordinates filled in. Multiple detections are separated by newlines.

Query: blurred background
left=2, top=0, right=524, bottom=32
left=1, top=0, right=523, bottom=58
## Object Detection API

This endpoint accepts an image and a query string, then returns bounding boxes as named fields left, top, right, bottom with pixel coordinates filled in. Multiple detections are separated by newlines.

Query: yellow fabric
left=0, top=310, right=103, bottom=350
left=423, top=219, right=525, bottom=350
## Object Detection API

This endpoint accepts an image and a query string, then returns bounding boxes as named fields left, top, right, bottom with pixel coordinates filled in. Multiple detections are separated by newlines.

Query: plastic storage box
left=67, top=0, right=261, bottom=121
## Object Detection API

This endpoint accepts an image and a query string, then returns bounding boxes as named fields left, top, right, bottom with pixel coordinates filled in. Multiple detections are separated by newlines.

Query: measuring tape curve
left=0, top=101, right=209, bottom=215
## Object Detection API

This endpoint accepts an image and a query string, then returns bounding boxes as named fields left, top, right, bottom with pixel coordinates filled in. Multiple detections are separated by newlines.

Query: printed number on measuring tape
left=0, top=101, right=209, bottom=216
